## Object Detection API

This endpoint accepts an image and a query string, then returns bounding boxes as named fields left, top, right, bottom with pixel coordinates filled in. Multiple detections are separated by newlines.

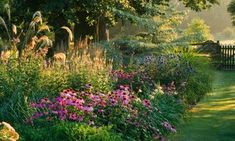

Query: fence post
left=216, top=41, right=222, bottom=70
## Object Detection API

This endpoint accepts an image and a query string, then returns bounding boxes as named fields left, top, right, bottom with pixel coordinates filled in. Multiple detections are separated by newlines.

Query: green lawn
left=168, top=71, right=235, bottom=141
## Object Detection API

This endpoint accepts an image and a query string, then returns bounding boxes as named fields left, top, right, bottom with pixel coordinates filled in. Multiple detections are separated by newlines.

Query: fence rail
left=220, top=45, right=235, bottom=70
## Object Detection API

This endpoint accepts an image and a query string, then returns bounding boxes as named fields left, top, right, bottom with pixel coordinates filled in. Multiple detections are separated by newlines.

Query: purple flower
left=79, top=116, right=84, bottom=121
left=32, top=112, right=43, bottom=119
left=142, top=99, right=151, bottom=107
left=59, top=114, right=66, bottom=120
left=85, top=84, right=92, bottom=89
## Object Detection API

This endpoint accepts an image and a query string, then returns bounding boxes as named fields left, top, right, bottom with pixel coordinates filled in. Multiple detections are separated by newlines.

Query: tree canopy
left=183, top=18, right=213, bottom=43
left=0, top=0, right=219, bottom=43
left=228, top=0, right=235, bottom=26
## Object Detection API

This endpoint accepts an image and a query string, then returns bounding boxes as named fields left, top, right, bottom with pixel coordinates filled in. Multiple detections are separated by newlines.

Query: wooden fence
left=220, top=45, right=235, bottom=70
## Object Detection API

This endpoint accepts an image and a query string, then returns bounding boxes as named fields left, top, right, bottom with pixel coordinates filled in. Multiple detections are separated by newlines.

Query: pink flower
left=109, top=98, right=117, bottom=106
left=79, top=116, right=84, bottom=121
left=142, top=99, right=151, bottom=107
left=85, top=84, right=92, bottom=89
left=31, top=102, right=36, bottom=108
left=32, top=112, right=43, bottom=119
left=40, top=98, right=49, bottom=103
left=75, top=105, right=84, bottom=110
left=82, top=105, right=94, bottom=112
left=122, top=99, right=129, bottom=105
left=52, top=110, right=58, bottom=114
left=98, top=109, right=104, bottom=113
left=69, top=113, right=78, bottom=121
left=59, top=114, right=66, bottom=120
left=162, top=121, right=177, bottom=132
left=88, top=120, right=94, bottom=125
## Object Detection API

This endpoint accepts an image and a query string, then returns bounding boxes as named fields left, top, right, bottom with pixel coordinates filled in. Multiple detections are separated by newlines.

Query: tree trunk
left=74, top=12, right=96, bottom=48
left=54, top=30, right=69, bottom=53
left=48, top=14, right=70, bottom=53
left=74, top=14, right=109, bottom=49
left=98, top=17, right=110, bottom=41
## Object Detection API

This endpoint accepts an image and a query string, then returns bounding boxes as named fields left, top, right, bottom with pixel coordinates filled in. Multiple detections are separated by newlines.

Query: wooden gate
left=220, top=45, right=235, bottom=70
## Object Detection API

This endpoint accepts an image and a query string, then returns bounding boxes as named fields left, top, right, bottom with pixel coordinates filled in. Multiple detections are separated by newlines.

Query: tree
left=228, top=0, right=235, bottom=26
left=4, top=0, right=219, bottom=47
left=178, top=0, right=219, bottom=11
left=183, top=18, right=213, bottom=43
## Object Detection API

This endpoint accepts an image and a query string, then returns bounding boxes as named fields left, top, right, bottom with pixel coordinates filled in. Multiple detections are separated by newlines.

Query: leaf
left=38, top=24, right=50, bottom=33
left=34, top=35, right=53, bottom=51
left=4, top=4, right=10, bottom=21
left=61, top=26, right=73, bottom=41
left=12, top=24, right=17, bottom=35
left=32, top=11, right=42, bottom=19
left=0, top=16, right=11, bottom=40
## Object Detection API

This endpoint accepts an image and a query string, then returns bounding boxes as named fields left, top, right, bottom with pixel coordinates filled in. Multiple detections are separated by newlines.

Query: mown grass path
left=168, top=71, right=235, bottom=141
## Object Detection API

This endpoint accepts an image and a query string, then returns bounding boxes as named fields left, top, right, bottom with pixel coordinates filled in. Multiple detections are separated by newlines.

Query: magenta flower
left=32, top=112, right=43, bottom=119
left=59, top=114, right=66, bottom=120
left=82, top=105, right=94, bottom=112
left=79, top=116, right=84, bottom=121
left=69, top=113, right=78, bottom=121
left=142, top=99, right=151, bottom=107
left=31, top=102, right=36, bottom=108
left=98, top=109, right=104, bottom=113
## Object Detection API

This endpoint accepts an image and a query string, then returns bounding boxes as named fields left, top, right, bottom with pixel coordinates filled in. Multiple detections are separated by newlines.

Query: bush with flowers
left=25, top=83, right=183, bottom=141
left=0, top=43, right=212, bottom=140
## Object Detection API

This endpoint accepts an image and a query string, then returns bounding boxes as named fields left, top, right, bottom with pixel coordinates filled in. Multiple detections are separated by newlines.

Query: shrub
left=183, top=72, right=212, bottom=105
left=183, top=18, right=213, bottom=43
left=0, top=59, right=41, bottom=123
left=15, top=123, right=122, bottom=141
left=38, top=70, right=69, bottom=97
left=27, top=83, right=183, bottom=141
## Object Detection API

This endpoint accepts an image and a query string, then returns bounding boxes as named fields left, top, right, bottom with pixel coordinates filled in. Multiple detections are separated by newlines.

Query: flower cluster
left=111, top=70, right=134, bottom=80
left=29, top=84, right=178, bottom=140
left=162, top=81, right=177, bottom=95
left=107, top=85, right=135, bottom=107
left=29, top=85, right=152, bottom=125
left=141, top=54, right=194, bottom=80
left=29, top=89, right=104, bottom=124
left=144, top=55, right=156, bottom=64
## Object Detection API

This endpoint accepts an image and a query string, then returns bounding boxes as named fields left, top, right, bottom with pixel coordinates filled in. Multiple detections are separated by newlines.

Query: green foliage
left=183, top=71, right=212, bottom=105
left=38, top=71, right=69, bottom=97
left=182, top=56, right=212, bottom=105
left=7, top=0, right=219, bottom=42
left=228, top=0, right=235, bottom=26
left=112, top=5, right=187, bottom=57
left=0, top=59, right=41, bottom=123
left=179, top=0, right=219, bottom=11
left=16, top=123, right=122, bottom=141
left=0, top=1, right=216, bottom=141
left=113, top=38, right=157, bottom=55
left=183, top=18, right=213, bottom=43
left=150, top=93, right=185, bottom=135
